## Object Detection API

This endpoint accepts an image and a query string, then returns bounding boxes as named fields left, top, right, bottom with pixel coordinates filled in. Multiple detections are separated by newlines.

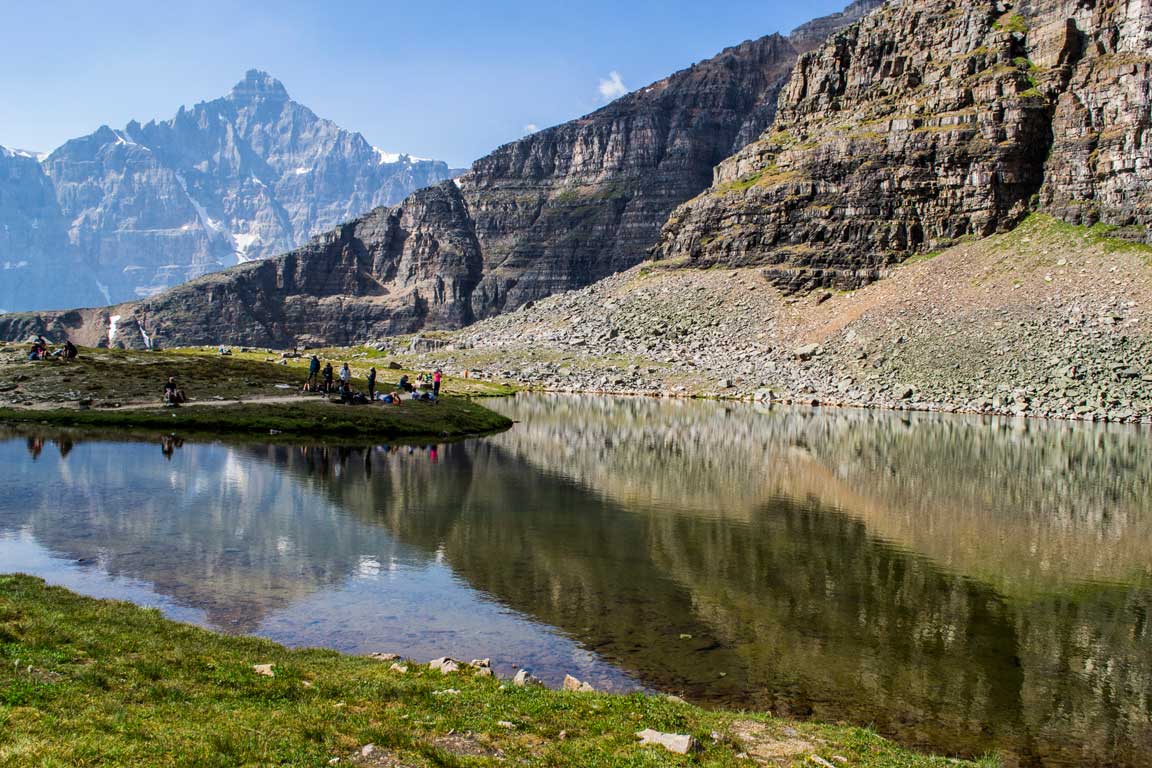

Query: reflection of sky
left=0, top=435, right=638, bottom=691
left=258, top=561, right=639, bottom=691
left=0, top=530, right=207, bottom=627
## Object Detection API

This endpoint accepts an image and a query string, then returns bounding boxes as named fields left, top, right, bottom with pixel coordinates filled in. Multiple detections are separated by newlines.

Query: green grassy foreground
left=0, top=576, right=994, bottom=768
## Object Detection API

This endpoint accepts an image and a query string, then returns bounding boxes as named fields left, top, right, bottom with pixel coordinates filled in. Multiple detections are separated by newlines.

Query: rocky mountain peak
left=788, top=0, right=886, bottom=52
left=228, top=69, right=291, bottom=105
left=0, top=69, right=452, bottom=313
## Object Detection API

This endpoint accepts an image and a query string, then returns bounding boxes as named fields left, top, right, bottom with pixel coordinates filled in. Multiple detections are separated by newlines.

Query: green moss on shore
left=0, top=397, right=512, bottom=440
left=0, top=345, right=514, bottom=439
left=0, top=575, right=995, bottom=767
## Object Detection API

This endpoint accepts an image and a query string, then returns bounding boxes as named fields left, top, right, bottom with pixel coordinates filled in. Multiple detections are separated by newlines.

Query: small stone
left=368, top=652, right=402, bottom=662
left=809, top=757, right=836, bottom=768
left=360, top=744, right=375, bottom=757
left=253, top=664, right=275, bottom=677
left=389, top=663, right=408, bottom=674
left=793, top=343, right=821, bottom=361
left=512, top=669, right=542, bottom=687
left=428, top=657, right=461, bottom=673
left=636, top=729, right=697, bottom=754
left=562, top=674, right=595, bottom=692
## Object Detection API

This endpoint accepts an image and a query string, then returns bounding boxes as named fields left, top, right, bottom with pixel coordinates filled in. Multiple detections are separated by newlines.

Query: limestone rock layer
left=654, top=0, right=1152, bottom=292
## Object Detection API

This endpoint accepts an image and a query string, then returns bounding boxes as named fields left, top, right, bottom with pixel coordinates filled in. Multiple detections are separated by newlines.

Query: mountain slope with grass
left=398, top=214, right=1152, bottom=423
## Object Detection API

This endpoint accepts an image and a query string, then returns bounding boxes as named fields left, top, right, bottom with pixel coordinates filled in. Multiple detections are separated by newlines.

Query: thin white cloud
left=598, top=71, right=628, bottom=101
left=523, top=123, right=539, bottom=134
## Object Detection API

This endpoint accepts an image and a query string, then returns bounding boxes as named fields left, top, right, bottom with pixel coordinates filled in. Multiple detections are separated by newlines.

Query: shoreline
left=0, top=396, right=513, bottom=441
left=0, top=574, right=995, bottom=767
left=0, top=345, right=515, bottom=441
left=506, top=383, right=1152, bottom=425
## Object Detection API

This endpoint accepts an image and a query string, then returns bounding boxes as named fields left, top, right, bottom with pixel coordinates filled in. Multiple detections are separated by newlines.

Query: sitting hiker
left=62, top=340, right=78, bottom=360
left=398, top=374, right=414, bottom=393
left=163, top=376, right=187, bottom=405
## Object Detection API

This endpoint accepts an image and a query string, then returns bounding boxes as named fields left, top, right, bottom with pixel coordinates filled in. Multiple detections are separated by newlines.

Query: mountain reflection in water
left=1, top=394, right=1149, bottom=768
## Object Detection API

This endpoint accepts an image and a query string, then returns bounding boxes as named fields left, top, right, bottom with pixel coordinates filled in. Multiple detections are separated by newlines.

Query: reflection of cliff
left=247, top=427, right=1152, bottom=767
left=485, top=395, right=1152, bottom=596
left=4, top=402, right=1151, bottom=767
left=0, top=435, right=424, bottom=631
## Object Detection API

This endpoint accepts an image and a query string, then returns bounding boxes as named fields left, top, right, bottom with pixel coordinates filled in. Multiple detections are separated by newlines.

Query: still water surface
left=1, top=395, right=1150, bottom=767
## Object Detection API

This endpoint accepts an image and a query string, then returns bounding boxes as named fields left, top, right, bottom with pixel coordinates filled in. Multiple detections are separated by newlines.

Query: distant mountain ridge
left=0, top=1, right=887, bottom=348
left=0, top=70, right=452, bottom=312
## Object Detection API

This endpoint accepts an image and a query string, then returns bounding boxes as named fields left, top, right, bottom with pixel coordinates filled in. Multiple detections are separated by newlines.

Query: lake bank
left=0, top=345, right=513, bottom=439
left=0, top=574, right=992, bottom=767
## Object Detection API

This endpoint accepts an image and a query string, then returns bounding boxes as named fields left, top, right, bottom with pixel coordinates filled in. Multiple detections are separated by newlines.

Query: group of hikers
left=26, top=335, right=78, bottom=362
left=303, top=355, right=442, bottom=405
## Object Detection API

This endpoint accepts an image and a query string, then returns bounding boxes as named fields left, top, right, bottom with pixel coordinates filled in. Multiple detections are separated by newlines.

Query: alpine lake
left=2, top=394, right=1149, bottom=767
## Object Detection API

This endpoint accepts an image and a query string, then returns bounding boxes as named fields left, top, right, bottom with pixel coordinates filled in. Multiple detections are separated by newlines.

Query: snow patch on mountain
left=232, top=232, right=262, bottom=262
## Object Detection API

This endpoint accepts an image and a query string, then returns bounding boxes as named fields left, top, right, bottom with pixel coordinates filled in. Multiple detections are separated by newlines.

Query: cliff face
left=654, top=0, right=1152, bottom=292
left=0, top=148, right=77, bottom=313
left=131, top=182, right=483, bottom=348
left=0, top=2, right=884, bottom=348
left=0, top=71, right=452, bottom=313
left=461, top=31, right=813, bottom=320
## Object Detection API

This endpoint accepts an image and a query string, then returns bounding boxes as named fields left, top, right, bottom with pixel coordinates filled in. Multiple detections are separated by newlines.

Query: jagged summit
left=0, top=70, right=452, bottom=313
left=228, top=69, right=291, bottom=104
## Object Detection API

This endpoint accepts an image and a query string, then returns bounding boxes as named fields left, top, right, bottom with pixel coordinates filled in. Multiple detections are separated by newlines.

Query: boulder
left=636, top=729, right=697, bottom=754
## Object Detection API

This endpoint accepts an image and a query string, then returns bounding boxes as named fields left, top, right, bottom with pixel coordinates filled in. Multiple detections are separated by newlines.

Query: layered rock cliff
left=0, top=71, right=452, bottom=313
left=654, top=0, right=1152, bottom=292
left=0, top=147, right=76, bottom=312
left=0, top=2, right=884, bottom=347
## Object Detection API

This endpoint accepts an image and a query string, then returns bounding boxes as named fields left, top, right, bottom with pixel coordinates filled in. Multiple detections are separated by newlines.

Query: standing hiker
left=367, top=367, right=377, bottom=400
left=307, top=355, right=321, bottom=390
left=433, top=369, right=442, bottom=399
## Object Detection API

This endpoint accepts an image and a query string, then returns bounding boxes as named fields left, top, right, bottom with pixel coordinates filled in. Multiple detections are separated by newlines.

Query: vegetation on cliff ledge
left=0, top=575, right=996, bottom=767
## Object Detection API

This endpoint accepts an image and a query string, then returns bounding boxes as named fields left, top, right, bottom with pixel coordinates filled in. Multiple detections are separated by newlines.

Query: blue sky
left=0, top=0, right=850, bottom=167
